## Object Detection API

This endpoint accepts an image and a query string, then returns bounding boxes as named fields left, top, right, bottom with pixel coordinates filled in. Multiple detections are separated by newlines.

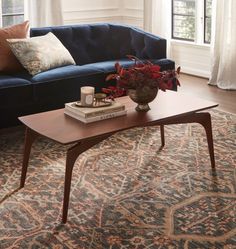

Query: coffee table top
left=19, top=91, right=218, bottom=145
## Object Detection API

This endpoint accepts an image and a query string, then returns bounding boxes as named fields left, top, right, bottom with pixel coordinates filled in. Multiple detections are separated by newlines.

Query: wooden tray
left=75, top=100, right=112, bottom=108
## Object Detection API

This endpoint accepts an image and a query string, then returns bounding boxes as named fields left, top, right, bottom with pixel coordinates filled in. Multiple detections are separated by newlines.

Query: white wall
left=170, top=41, right=211, bottom=78
left=61, top=0, right=211, bottom=78
left=62, top=0, right=122, bottom=24
left=61, top=0, right=143, bottom=27
left=122, top=0, right=143, bottom=28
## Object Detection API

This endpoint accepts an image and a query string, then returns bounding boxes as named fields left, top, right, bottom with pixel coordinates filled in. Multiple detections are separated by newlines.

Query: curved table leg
left=20, top=127, right=38, bottom=188
left=62, top=135, right=110, bottom=223
left=155, top=112, right=216, bottom=169
left=195, top=113, right=215, bottom=169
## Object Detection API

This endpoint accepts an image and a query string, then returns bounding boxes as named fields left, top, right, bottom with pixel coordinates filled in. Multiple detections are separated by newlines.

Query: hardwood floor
left=179, top=74, right=236, bottom=114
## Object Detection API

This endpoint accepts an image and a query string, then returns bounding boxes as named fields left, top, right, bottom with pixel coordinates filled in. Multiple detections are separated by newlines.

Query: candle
left=80, top=86, right=95, bottom=106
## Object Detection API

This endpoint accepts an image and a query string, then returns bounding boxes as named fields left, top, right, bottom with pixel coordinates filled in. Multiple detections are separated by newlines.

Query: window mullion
left=0, top=0, right=2, bottom=27
left=2, top=13, right=24, bottom=16
left=196, top=0, right=204, bottom=44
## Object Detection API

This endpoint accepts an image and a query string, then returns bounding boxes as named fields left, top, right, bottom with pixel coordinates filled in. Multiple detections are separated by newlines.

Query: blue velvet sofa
left=0, top=23, right=175, bottom=129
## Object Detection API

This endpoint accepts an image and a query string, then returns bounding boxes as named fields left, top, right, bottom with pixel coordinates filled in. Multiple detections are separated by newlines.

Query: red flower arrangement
left=103, top=55, right=180, bottom=99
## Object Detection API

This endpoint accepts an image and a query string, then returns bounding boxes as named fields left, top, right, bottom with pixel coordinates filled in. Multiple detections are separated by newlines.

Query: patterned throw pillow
left=7, top=32, right=76, bottom=76
left=0, top=21, right=29, bottom=73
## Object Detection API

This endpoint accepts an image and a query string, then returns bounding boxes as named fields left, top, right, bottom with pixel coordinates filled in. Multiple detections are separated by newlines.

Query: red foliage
left=104, top=56, right=180, bottom=97
left=101, top=86, right=125, bottom=100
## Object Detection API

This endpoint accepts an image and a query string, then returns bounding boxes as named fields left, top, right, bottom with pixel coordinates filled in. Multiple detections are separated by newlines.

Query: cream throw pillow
left=7, top=32, right=76, bottom=75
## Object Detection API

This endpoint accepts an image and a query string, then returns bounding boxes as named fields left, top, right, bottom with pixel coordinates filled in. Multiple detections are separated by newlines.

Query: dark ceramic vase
left=127, top=86, right=158, bottom=112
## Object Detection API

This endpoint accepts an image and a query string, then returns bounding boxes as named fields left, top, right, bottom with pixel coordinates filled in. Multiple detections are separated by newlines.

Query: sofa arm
left=130, top=28, right=166, bottom=60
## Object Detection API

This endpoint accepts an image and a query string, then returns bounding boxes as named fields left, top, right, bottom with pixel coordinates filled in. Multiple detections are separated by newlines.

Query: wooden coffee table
left=19, top=91, right=218, bottom=223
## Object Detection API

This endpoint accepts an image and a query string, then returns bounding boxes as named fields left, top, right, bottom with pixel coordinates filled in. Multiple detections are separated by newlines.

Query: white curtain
left=209, top=0, right=236, bottom=90
left=26, top=0, right=63, bottom=27
left=143, top=0, right=172, bottom=57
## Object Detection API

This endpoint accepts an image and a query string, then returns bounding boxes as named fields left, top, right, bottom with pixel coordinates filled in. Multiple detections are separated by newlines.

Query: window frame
left=0, top=0, right=2, bottom=26
left=171, top=0, right=212, bottom=44
left=204, top=0, right=211, bottom=44
left=0, top=0, right=25, bottom=28
left=171, top=0, right=195, bottom=42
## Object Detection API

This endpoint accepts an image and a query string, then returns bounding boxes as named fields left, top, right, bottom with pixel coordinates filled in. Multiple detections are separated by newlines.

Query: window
left=172, top=0, right=212, bottom=44
left=0, top=0, right=24, bottom=27
left=172, top=0, right=195, bottom=41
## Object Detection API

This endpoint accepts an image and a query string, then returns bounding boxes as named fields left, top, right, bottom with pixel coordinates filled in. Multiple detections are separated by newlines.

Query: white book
left=64, top=109, right=127, bottom=123
left=65, top=101, right=125, bottom=118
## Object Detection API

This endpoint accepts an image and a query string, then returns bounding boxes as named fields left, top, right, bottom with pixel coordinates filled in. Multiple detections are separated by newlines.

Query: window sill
left=170, top=39, right=211, bottom=50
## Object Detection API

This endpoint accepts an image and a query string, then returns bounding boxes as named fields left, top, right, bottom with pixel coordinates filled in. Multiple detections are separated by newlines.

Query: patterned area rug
left=0, top=109, right=235, bottom=249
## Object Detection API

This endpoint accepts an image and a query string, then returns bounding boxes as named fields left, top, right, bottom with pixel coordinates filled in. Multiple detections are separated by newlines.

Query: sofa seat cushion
left=14, top=65, right=106, bottom=106
left=85, top=59, right=136, bottom=73
left=27, top=65, right=103, bottom=84
left=0, top=75, right=31, bottom=88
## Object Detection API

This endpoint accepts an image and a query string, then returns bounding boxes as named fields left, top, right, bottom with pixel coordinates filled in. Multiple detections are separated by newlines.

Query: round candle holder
left=94, top=93, right=107, bottom=105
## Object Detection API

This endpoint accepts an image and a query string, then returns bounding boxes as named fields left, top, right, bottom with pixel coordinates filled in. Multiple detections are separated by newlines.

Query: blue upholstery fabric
left=0, top=75, right=32, bottom=108
left=130, top=29, right=166, bottom=59
left=29, top=70, right=106, bottom=104
left=85, top=59, right=136, bottom=73
left=85, top=58, right=174, bottom=74
left=1, top=23, right=174, bottom=128
left=30, top=24, right=115, bottom=65
left=30, top=65, right=103, bottom=83
left=30, top=24, right=167, bottom=65
left=150, top=59, right=175, bottom=71
left=0, top=75, right=33, bottom=120
left=0, top=75, right=30, bottom=89
left=0, top=75, right=33, bottom=127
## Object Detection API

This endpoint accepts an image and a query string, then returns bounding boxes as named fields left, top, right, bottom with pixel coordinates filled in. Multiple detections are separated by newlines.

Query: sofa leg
left=160, top=125, right=165, bottom=147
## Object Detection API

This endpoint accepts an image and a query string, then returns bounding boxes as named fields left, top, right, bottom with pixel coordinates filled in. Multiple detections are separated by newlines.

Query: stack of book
left=64, top=101, right=127, bottom=123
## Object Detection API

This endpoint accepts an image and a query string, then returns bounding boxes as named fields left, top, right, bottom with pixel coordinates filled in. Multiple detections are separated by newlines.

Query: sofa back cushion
left=30, top=24, right=166, bottom=65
